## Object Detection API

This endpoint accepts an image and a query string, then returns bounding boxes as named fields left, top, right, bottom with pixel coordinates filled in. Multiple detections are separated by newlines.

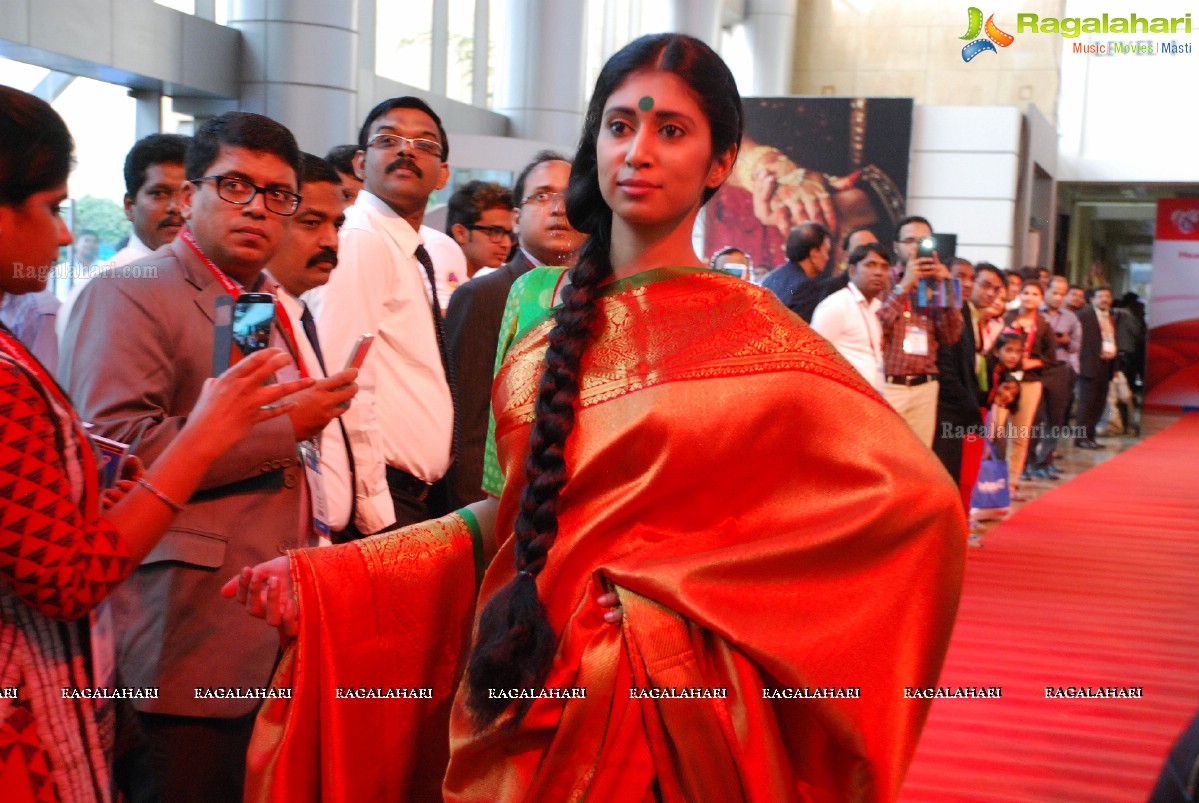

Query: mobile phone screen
left=232, top=294, right=276, bottom=356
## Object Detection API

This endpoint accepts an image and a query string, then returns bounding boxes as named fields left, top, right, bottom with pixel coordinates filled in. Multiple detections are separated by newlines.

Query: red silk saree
left=444, top=267, right=966, bottom=802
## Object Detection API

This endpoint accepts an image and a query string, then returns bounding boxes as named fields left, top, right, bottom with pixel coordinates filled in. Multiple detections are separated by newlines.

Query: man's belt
left=386, top=466, right=434, bottom=503
left=886, top=373, right=937, bottom=387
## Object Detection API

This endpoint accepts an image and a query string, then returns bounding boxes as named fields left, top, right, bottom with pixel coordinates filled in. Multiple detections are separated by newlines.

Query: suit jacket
left=442, top=251, right=534, bottom=509
left=1075, top=306, right=1118, bottom=381
left=59, top=236, right=302, bottom=717
left=935, top=301, right=984, bottom=427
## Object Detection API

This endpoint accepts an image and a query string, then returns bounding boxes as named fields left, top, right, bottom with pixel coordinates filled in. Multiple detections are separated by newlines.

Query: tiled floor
left=969, top=405, right=1180, bottom=541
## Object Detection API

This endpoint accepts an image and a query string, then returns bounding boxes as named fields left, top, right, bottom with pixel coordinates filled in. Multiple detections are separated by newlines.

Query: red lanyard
left=180, top=228, right=309, bottom=378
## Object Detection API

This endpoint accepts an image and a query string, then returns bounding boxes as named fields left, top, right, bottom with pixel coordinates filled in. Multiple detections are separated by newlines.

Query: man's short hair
left=846, top=242, right=890, bottom=269
left=1049, top=274, right=1069, bottom=288
left=1068, top=283, right=1084, bottom=293
left=513, top=150, right=570, bottom=205
left=124, top=133, right=190, bottom=197
left=952, top=257, right=973, bottom=270
left=324, top=144, right=359, bottom=177
left=1086, top=284, right=1112, bottom=300
left=299, top=152, right=343, bottom=187
left=708, top=245, right=750, bottom=270
left=1020, top=266, right=1040, bottom=281
left=893, top=215, right=931, bottom=242
left=974, top=262, right=1004, bottom=285
left=446, top=180, right=515, bottom=233
left=842, top=224, right=875, bottom=252
left=785, top=222, right=830, bottom=264
left=186, top=112, right=300, bottom=183
left=357, top=97, right=449, bottom=162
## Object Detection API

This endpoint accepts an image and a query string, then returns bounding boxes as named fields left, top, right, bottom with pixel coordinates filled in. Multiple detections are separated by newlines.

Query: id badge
left=903, top=323, right=930, bottom=356
left=300, top=441, right=331, bottom=541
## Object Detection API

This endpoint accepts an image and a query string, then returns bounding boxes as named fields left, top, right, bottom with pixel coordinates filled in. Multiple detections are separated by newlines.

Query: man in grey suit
left=442, top=151, right=585, bottom=508
left=61, top=112, right=355, bottom=802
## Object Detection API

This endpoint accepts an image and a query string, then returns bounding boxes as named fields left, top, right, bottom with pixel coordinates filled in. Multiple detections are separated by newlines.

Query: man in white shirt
left=810, top=242, right=889, bottom=392
left=264, top=153, right=357, bottom=542
left=58, top=133, right=190, bottom=339
left=316, top=97, right=456, bottom=533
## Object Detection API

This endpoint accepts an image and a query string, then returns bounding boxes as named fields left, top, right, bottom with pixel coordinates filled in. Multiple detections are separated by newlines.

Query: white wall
left=907, top=105, right=1024, bottom=269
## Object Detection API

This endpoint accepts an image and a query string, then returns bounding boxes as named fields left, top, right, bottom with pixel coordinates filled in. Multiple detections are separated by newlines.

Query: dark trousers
left=933, top=418, right=966, bottom=484
left=385, top=465, right=444, bottom=529
left=129, top=710, right=257, bottom=803
left=1076, top=374, right=1112, bottom=441
left=1033, top=364, right=1074, bottom=466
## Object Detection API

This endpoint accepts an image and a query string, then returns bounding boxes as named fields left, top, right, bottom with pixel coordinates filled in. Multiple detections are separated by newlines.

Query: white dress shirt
left=810, top=282, right=885, bottom=392
left=56, top=233, right=156, bottom=341
left=420, top=225, right=468, bottom=309
left=315, top=190, right=453, bottom=534
left=266, top=273, right=354, bottom=535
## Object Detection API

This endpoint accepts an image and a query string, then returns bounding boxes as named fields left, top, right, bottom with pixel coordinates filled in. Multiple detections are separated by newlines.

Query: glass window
left=377, top=0, right=434, bottom=90
left=446, top=0, right=477, bottom=104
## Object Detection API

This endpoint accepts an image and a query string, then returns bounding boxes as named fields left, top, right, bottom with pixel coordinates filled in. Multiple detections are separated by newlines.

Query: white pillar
left=745, top=0, right=797, bottom=96
left=226, top=0, right=359, bottom=154
left=669, top=0, right=723, bottom=48
left=495, top=0, right=587, bottom=149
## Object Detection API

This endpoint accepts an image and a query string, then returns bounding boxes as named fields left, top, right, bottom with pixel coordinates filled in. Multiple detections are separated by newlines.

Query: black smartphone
left=917, top=233, right=957, bottom=264
left=231, top=293, right=276, bottom=357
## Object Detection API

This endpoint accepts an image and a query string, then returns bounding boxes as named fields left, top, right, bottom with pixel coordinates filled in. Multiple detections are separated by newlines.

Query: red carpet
left=901, top=414, right=1199, bottom=801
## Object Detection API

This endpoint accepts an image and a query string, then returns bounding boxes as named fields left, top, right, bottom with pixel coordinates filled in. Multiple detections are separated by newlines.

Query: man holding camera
left=877, top=216, right=963, bottom=446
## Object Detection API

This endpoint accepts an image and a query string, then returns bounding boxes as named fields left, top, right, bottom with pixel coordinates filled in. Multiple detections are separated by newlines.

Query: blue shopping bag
left=970, top=438, right=1010, bottom=517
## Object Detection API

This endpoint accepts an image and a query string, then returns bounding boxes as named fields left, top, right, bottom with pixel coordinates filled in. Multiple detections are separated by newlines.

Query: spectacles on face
left=366, top=133, right=444, bottom=159
left=191, top=176, right=301, bottom=216
left=897, top=237, right=922, bottom=245
left=468, top=224, right=515, bottom=244
left=521, top=190, right=565, bottom=208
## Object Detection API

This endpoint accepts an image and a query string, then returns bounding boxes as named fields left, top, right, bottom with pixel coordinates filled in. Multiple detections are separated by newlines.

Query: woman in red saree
left=230, top=34, right=965, bottom=802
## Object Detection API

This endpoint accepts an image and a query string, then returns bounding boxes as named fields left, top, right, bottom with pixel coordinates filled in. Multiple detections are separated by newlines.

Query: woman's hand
left=597, top=591, right=623, bottom=625
left=220, top=556, right=298, bottom=645
left=101, top=479, right=136, bottom=510
left=184, top=348, right=313, bottom=459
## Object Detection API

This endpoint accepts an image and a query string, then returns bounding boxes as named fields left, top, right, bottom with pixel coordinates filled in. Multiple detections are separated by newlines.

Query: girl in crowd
left=1002, top=280, right=1057, bottom=496
left=231, top=34, right=965, bottom=801
left=0, top=87, right=309, bottom=802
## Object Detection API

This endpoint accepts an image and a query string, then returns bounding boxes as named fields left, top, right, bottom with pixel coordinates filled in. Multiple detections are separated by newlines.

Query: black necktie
left=299, top=302, right=326, bottom=374
left=414, top=245, right=459, bottom=461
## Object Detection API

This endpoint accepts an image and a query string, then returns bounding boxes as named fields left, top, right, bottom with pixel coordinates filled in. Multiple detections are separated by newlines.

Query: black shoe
left=1075, top=438, right=1104, bottom=450
left=1028, top=467, right=1051, bottom=480
left=1044, top=465, right=1062, bottom=479
left=1020, top=470, right=1034, bottom=481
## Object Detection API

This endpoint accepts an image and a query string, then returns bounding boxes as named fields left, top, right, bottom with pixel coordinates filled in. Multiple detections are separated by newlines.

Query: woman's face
left=0, top=183, right=72, bottom=294
left=1019, top=283, right=1043, bottom=312
left=596, top=69, right=733, bottom=230
left=995, top=381, right=1019, bottom=407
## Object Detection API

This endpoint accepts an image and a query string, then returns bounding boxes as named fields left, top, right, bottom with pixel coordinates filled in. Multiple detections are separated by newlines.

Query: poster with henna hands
left=704, top=97, right=913, bottom=272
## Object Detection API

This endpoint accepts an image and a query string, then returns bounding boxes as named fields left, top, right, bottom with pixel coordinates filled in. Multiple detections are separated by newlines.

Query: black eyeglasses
left=366, top=133, right=444, bottom=159
left=468, top=224, right=515, bottom=243
left=192, top=176, right=301, bottom=216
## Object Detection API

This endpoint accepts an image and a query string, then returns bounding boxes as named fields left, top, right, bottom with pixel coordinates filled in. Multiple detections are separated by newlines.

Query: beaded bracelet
left=136, top=477, right=185, bottom=513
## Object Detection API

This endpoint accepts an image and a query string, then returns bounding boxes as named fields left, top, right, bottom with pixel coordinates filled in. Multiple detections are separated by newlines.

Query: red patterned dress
left=0, top=326, right=133, bottom=802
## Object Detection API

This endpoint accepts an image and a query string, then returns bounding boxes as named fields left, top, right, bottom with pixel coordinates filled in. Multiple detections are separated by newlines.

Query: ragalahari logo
left=960, top=7, right=1015, bottom=62
left=1171, top=208, right=1199, bottom=236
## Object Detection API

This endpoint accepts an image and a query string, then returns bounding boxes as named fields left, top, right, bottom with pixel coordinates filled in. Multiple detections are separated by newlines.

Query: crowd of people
left=735, top=213, right=1146, bottom=538
left=0, top=28, right=1140, bottom=803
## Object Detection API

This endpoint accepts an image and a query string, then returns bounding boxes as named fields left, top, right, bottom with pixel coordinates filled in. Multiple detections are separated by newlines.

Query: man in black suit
left=442, top=151, right=585, bottom=508
left=932, top=259, right=993, bottom=484
left=1075, top=285, right=1120, bottom=449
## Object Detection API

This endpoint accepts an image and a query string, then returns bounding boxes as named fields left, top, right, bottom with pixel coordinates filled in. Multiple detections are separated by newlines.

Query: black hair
left=893, top=215, right=931, bottom=243
left=708, top=245, right=750, bottom=270
left=186, top=111, right=300, bottom=184
left=123, top=133, right=190, bottom=197
left=324, top=144, right=360, bottom=176
left=357, top=97, right=449, bottom=162
left=846, top=242, right=890, bottom=269
left=992, top=331, right=1024, bottom=355
left=446, top=180, right=515, bottom=233
left=465, top=33, right=743, bottom=728
left=1068, top=283, right=1083, bottom=293
left=1085, top=284, right=1112, bottom=301
left=974, top=262, right=1004, bottom=285
left=785, top=222, right=830, bottom=264
left=841, top=224, right=875, bottom=253
left=299, top=152, right=343, bottom=187
left=1018, top=277, right=1044, bottom=293
left=0, top=86, right=74, bottom=206
left=513, top=150, right=570, bottom=205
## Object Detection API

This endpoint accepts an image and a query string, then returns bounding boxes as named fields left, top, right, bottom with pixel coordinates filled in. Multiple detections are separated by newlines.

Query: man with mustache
left=316, top=97, right=457, bottom=533
left=265, top=153, right=355, bottom=541
left=57, top=133, right=191, bottom=342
